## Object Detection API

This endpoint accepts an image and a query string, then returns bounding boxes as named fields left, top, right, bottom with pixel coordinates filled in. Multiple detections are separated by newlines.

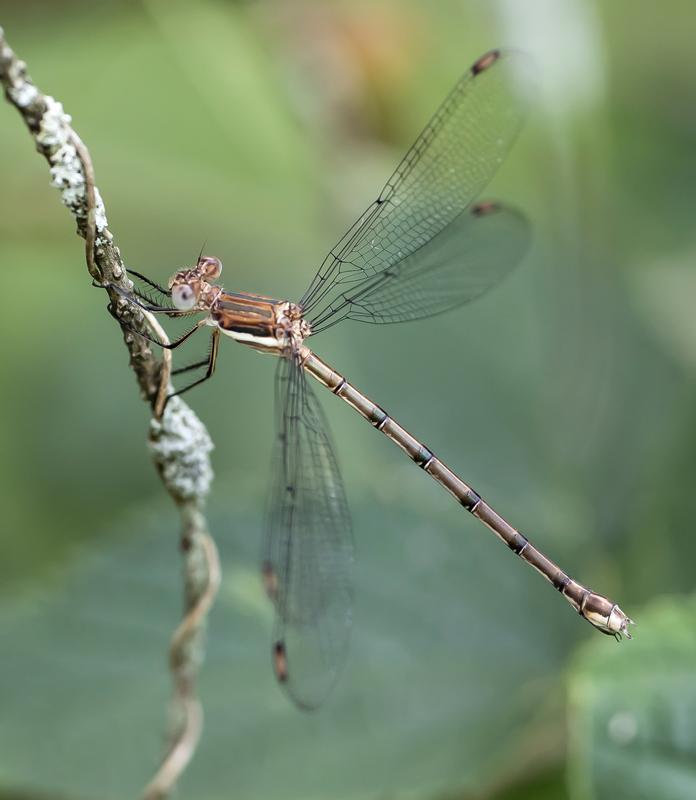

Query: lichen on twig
left=0, top=25, right=220, bottom=799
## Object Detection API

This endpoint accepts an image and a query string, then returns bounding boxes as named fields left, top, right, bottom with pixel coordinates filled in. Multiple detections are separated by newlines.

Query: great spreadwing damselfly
left=111, top=49, right=632, bottom=710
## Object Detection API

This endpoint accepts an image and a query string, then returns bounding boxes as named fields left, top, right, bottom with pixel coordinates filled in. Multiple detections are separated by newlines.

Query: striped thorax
left=168, top=256, right=311, bottom=353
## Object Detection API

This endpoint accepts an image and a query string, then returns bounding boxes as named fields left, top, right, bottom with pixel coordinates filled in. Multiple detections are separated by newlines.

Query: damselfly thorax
left=115, top=48, right=633, bottom=711
left=211, top=293, right=309, bottom=353
left=166, top=256, right=311, bottom=354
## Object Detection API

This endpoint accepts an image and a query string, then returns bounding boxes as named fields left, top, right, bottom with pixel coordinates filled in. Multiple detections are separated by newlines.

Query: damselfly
left=113, top=50, right=632, bottom=710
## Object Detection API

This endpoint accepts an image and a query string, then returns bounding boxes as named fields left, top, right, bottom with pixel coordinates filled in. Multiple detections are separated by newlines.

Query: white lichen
left=91, top=186, right=108, bottom=232
left=149, top=396, right=215, bottom=502
left=36, top=95, right=71, bottom=146
left=50, top=142, right=81, bottom=191
left=1, top=37, right=110, bottom=237
left=8, top=81, right=38, bottom=108
left=34, top=95, right=109, bottom=233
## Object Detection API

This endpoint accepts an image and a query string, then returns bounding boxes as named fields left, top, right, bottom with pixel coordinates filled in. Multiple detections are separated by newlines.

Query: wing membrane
left=263, top=349, right=353, bottom=710
left=300, top=49, right=530, bottom=326
left=309, top=201, right=530, bottom=329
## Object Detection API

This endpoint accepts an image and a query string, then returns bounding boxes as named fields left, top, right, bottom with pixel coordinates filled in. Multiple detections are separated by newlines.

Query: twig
left=142, top=511, right=221, bottom=800
left=0, top=26, right=219, bottom=797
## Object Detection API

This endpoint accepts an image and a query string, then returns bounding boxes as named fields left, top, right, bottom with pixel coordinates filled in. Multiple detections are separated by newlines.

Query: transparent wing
left=308, top=201, right=530, bottom=330
left=300, top=49, right=531, bottom=326
left=262, top=348, right=353, bottom=710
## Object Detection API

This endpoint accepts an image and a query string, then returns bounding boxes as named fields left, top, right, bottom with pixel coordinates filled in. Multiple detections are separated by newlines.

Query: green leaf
left=0, top=481, right=590, bottom=800
left=488, top=766, right=568, bottom=800
left=568, top=595, right=696, bottom=800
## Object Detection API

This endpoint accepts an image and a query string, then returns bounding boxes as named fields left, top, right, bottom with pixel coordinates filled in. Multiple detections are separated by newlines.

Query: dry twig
left=0, top=26, right=219, bottom=798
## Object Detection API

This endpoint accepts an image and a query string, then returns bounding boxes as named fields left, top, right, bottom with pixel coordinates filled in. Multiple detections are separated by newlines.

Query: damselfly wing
left=261, top=50, right=532, bottom=708
left=113, top=49, right=632, bottom=712
left=263, top=351, right=353, bottom=709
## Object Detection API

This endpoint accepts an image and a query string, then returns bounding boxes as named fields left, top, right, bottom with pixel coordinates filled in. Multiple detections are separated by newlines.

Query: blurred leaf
left=142, top=0, right=311, bottom=182
left=0, top=791, right=75, bottom=800
left=568, top=595, right=696, bottom=800
left=630, top=255, right=696, bottom=371
left=0, top=475, right=596, bottom=799
left=486, top=766, right=567, bottom=800
left=436, top=765, right=568, bottom=799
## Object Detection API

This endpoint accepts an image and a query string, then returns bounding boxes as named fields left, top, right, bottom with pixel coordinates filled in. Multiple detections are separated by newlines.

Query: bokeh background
left=1, top=1, right=696, bottom=798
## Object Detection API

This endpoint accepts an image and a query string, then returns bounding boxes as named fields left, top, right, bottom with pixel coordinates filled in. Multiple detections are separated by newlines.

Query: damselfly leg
left=168, top=329, right=220, bottom=400
left=127, top=268, right=171, bottom=300
left=108, top=269, right=215, bottom=402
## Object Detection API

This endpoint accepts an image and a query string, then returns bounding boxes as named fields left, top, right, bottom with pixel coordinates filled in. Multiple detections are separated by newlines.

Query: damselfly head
left=167, top=257, right=223, bottom=311
left=168, top=272, right=201, bottom=310
left=197, top=255, right=223, bottom=281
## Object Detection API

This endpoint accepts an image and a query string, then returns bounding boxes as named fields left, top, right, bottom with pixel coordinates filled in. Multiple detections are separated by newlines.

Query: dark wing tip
left=272, top=639, right=327, bottom=712
left=471, top=49, right=501, bottom=76
left=470, top=200, right=502, bottom=217
left=262, top=560, right=278, bottom=601
left=273, top=640, right=288, bottom=683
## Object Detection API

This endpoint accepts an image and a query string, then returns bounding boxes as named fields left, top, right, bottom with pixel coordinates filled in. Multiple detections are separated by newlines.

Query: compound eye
left=171, top=283, right=197, bottom=311
left=198, top=255, right=222, bottom=280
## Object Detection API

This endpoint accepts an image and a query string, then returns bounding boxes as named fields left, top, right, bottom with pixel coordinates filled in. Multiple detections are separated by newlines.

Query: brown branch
left=0, top=26, right=219, bottom=798
left=143, top=511, right=221, bottom=800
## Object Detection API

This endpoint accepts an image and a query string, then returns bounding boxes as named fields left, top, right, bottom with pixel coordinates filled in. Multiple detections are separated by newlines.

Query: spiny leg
left=109, top=282, right=187, bottom=316
left=167, top=328, right=220, bottom=403
left=172, top=356, right=212, bottom=376
left=126, top=269, right=181, bottom=313
left=141, top=319, right=205, bottom=350
left=109, top=301, right=205, bottom=350
left=127, top=269, right=170, bottom=296
left=106, top=277, right=218, bottom=405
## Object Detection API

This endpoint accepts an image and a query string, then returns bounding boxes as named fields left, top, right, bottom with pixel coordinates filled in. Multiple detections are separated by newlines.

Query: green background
left=1, top=1, right=695, bottom=798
